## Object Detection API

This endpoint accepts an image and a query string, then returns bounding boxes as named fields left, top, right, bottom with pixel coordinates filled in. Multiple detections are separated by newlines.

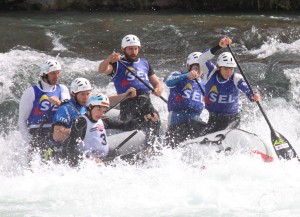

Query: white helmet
left=121, top=34, right=141, bottom=49
left=87, top=93, right=110, bottom=108
left=40, top=59, right=61, bottom=75
left=186, top=52, right=202, bottom=68
left=217, top=52, right=237, bottom=67
left=70, top=77, right=92, bottom=94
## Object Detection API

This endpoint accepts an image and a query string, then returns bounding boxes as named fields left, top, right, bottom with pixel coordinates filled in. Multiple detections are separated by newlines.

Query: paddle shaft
left=195, top=79, right=205, bottom=96
left=227, top=45, right=276, bottom=133
left=118, top=60, right=168, bottom=103
left=228, top=45, right=299, bottom=160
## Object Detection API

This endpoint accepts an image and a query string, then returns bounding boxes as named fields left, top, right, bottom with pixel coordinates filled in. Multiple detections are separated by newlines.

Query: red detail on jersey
left=204, top=96, right=212, bottom=104
left=121, top=79, right=130, bottom=87
left=175, top=94, right=183, bottom=101
left=33, top=106, right=43, bottom=115
left=96, top=124, right=104, bottom=131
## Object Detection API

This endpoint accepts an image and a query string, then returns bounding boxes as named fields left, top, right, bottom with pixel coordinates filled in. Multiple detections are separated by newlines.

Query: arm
left=199, top=37, right=232, bottom=79
left=109, top=87, right=137, bottom=107
left=149, top=74, right=163, bottom=96
left=48, top=84, right=70, bottom=106
left=234, top=74, right=261, bottom=102
left=53, top=125, right=71, bottom=142
left=59, top=84, right=71, bottom=101
left=165, top=71, right=188, bottom=88
left=98, top=52, right=121, bottom=75
left=18, top=87, right=34, bottom=142
left=52, top=105, right=72, bottom=142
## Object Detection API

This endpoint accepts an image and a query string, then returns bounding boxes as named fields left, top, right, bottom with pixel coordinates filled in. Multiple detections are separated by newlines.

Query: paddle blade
left=271, top=131, right=299, bottom=160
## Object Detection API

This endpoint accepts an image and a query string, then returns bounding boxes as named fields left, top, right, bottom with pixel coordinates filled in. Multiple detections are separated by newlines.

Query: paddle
left=104, top=130, right=139, bottom=161
left=106, top=92, right=130, bottom=113
left=117, top=60, right=168, bottom=103
left=228, top=45, right=299, bottom=160
left=195, top=79, right=205, bottom=96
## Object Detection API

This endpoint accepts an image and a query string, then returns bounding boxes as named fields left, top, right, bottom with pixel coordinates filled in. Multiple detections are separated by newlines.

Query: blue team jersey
left=53, top=98, right=86, bottom=128
left=204, top=70, right=252, bottom=115
left=167, top=71, right=205, bottom=113
left=27, top=84, right=61, bottom=126
left=112, top=58, right=152, bottom=94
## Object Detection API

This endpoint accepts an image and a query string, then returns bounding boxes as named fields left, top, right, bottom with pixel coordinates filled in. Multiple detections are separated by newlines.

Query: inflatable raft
left=180, top=128, right=275, bottom=162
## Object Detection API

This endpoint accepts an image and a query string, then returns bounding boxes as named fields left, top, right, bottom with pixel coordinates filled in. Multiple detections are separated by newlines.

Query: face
left=90, top=106, right=108, bottom=121
left=75, top=90, right=91, bottom=106
left=219, top=67, right=234, bottom=80
left=189, top=64, right=200, bottom=74
left=46, top=70, right=61, bottom=85
left=123, top=46, right=139, bottom=61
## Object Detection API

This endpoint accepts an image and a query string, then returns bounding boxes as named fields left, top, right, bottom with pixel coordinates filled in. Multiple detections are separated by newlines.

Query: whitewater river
left=1, top=11, right=300, bottom=217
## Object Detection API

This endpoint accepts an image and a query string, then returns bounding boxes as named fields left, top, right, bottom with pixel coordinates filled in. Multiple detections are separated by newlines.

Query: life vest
left=205, top=71, right=240, bottom=115
left=27, top=84, right=61, bottom=128
left=168, top=72, right=205, bottom=113
left=79, top=114, right=109, bottom=158
left=113, top=58, right=151, bottom=94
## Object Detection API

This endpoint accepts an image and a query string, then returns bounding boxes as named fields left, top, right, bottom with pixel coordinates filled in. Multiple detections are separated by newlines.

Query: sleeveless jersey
left=112, top=58, right=151, bottom=94
left=27, top=84, right=61, bottom=127
left=79, top=115, right=109, bottom=158
left=168, top=71, right=205, bottom=113
left=205, top=71, right=240, bottom=115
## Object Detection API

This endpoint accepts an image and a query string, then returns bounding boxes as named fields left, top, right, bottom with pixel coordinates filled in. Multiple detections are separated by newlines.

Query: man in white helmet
left=18, top=59, right=70, bottom=157
left=198, top=37, right=261, bottom=135
left=164, top=52, right=207, bottom=147
left=50, top=77, right=138, bottom=162
left=98, top=34, right=162, bottom=144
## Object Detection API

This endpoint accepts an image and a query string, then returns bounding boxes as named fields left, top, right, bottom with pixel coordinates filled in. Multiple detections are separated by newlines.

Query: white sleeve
left=199, top=50, right=217, bottom=84
left=59, top=84, right=71, bottom=101
left=18, top=87, right=35, bottom=142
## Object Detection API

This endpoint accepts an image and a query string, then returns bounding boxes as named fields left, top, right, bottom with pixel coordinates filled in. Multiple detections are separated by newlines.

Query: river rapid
left=1, top=11, right=300, bottom=217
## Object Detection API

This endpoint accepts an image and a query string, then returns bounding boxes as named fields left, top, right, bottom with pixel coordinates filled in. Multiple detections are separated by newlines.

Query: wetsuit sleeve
left=165, top=71, right=188, bottom=88
left=110, top=62, right=118, bottom=77
left=59, top=84, right=71, bottom=101
left=210, top=44, right=222, bottom=55
left=233, top=73, right=253, bottom=101
left=102, top=117, right=143, bottom=131
left=18, top=87, right=35, bottom=142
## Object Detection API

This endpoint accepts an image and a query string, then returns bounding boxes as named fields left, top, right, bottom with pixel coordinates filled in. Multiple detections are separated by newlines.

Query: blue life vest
left=113, top=58, right=151, bottom=94
left=53, top=98, right=86, bottom=128
left=205, top=71, right=239, bottom=115
left=168, top=71, right=205, bottom=113
left=27, top=84, right=61, bottom=127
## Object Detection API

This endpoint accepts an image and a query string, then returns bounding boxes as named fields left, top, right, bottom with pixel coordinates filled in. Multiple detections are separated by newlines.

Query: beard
left=124, top=52, right=138, bottom=62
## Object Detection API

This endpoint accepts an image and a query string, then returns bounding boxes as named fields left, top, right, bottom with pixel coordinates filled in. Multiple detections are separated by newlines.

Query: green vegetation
left=0, top=0, right=299, bottom=11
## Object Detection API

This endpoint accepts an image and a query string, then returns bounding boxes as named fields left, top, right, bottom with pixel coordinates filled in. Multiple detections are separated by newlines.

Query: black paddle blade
left=271, top=131, right=299, bottom=160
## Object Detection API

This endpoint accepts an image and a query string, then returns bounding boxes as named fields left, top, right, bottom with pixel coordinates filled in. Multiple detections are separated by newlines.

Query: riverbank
left=0, top=0, right=298, bottom=11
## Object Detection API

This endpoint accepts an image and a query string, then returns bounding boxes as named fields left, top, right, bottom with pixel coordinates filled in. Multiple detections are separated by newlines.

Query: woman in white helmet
left=198, top=37, right=261, bottom=135
left=98, top=34, right=161, bottom=145
left=18, top=59, right=70, bottom=157
left=164, top=52, right=206, bottom=147
left=58, top=93, right=158, bottom=166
